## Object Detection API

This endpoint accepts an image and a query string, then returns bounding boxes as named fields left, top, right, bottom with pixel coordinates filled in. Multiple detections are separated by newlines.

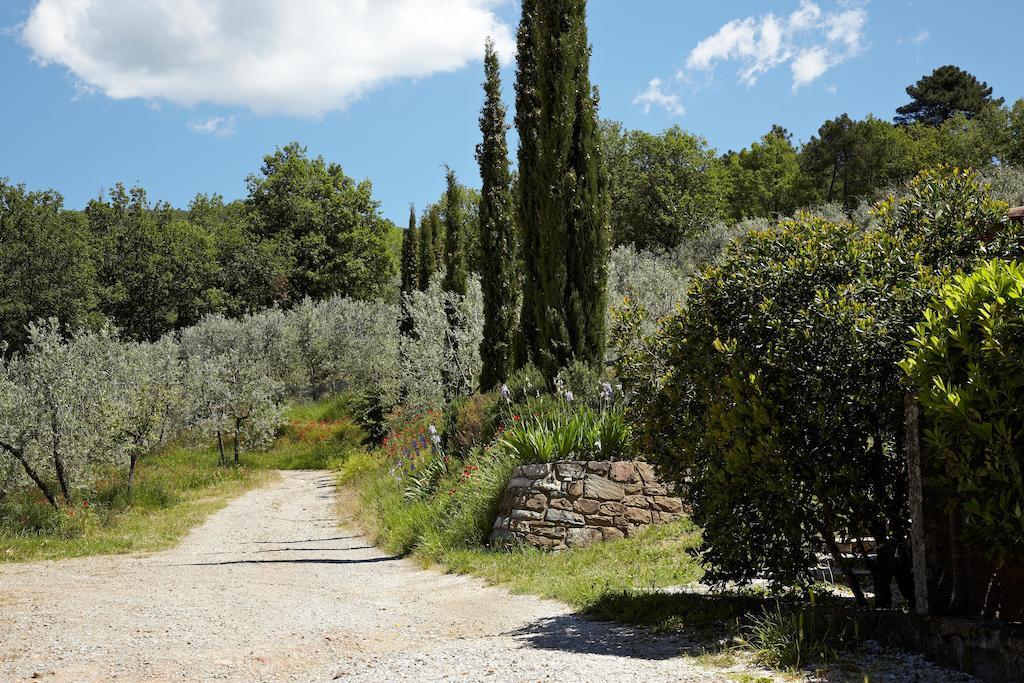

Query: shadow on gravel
left=509, top=614, right=693, bottom=661
left=174, top=556, right=400, bottom=567
left=253, top=536, right=361, bottom=544
left=252, top=546, right=374, bottom=553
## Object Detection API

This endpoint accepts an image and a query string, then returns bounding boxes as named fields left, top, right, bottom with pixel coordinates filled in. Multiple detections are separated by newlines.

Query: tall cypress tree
left=441, top=168, right=466, bottom=296
left=516, top=0, right=609, bottom=379
left=417, top=208, right=434, bottom=290
left=477, top=38, right=518, bottom=390
left=399, top=204, right=419, bottom=335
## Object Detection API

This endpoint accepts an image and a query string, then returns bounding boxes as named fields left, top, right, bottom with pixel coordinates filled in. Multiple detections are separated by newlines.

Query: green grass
left=0, top=396, right=365, bottom=563
left=0, top=446, right=273, bottom=563
left=337, top=448, right=707, bottom=615
left=246, top=397, right=366, bottom=470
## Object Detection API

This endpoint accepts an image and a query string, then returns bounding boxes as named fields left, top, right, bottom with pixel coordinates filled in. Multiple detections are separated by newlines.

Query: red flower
left=512, top=415, right=521, bottom=421
left=82, top=501, right=89, bottom=508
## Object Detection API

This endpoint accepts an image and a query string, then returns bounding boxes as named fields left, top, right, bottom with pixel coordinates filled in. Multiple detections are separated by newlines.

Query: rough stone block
left=566, top=528, right=603, bottom=548
left=492, top=516, right=509, bottom=530
left=523, top=493, right=548, bottom=512
left=534, top=479, right=562, bottom=493
left=600, top=527, right=625, bottom=542
left=635, top=462, right=657, bottom=484
left=584, top=474, right=624, bottom=501
left=574, top=499, right=601, bottom=515
left=624, top=507, right=652, bottom=525
left=653, top=496, right=684, bottom=513
left=555, top=462, right=584, bottom=480
left=545, top=508, right=585, bottom=526
left=507, top=477, right=534, bottom=489
left=643, top=483, right=668, bottom=496
left=525, top=533, right=561, bottom=548
left=600, top=502, right=625, bottom=516
left=566, top=481, right=585, bottom=497
left=624, top=483, right=644, bottom=494
left=549, top=496, right=575, bottom=511
left=623, top=495, right=650, bottom=509
left=521, top=463, right=552, bottom=479
left=585, top=514, right=615, bottom=527
left=511, top=508, right=544, bottom=521
left=530, top=525, right=566, bottom=539
left=609, top=461, right=635, bottom=482
left=586, top=461, right=610, bottom=475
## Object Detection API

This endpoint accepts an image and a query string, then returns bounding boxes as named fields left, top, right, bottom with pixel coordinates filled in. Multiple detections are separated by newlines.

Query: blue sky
left=2, top=0, right=1023, bottom=226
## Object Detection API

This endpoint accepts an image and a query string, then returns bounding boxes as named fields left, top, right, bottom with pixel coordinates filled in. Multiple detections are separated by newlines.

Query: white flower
left=564, top=390, right=574, bottom=402
left=600, top=382, right=613, bottom=400
left=500, top=383, right=510, bottom=398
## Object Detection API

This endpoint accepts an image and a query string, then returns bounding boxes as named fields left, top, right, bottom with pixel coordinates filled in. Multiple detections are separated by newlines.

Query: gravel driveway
left=0, top=470, right=730, bottom=682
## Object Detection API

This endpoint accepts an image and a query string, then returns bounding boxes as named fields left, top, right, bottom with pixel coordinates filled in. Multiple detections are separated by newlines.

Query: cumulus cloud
left=187, top=115, right=238, bottom=137
left=634, top=78, right=685, bottom=117
left=683, top=0, right=866, bottom=90
left=21, top=0, right=515, bottom=117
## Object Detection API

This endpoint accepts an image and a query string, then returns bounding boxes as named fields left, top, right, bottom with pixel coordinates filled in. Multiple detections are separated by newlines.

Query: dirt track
left=0, top=470, right=730, bottom=682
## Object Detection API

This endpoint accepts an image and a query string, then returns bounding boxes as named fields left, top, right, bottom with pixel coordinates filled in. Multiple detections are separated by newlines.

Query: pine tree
left=516, top=0, right=609, bottom=379
left=399, top=205, right=419, bottom=335
left=417, top=208, right=434, bottom=290
left=441, top=168, right=466, bottom=296
left=477, top=38, right=518, bottom=391
left=895, top=65, right=1003, bottom=126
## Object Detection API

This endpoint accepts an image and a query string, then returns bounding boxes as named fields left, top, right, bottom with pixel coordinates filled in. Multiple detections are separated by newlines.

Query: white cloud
left=21, top=0, right=515, bottom=117
left=187, top=115, right=238, bottom=137
left=634, top=78, right=685, bottom=117
left=683, top=0, right=867, bottom=90
left=911, top=30, right=930, bottom=45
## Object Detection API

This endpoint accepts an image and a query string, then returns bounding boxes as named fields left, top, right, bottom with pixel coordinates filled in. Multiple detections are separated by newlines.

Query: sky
left=2, top=0, right=1023, bottom=226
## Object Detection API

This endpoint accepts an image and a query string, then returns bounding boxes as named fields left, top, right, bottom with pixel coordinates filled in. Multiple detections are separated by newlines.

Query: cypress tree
left=477, top=38, right=518, bottom=391
left=441, top=168, right=466, bottom=296
left=516, top=0, right=609, bottom=379
left=399, top=204, right=419, bottom=335
left=417, top=208, right=434, bottom=290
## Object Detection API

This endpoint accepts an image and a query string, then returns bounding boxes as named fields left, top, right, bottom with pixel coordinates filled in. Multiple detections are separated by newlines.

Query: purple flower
left=564, top=390, right=574, bottom=402
left=500, top=383, right=510, bottom=398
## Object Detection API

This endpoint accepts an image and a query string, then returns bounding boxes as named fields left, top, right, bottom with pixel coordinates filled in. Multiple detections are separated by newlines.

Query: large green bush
left=901, top=260, right=1024, bottom=559
left=622, top=167, right=1014, bottom=605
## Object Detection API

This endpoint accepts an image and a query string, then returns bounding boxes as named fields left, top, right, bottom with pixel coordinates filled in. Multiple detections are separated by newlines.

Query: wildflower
left=82, top=500, right=89, bottom=508
left=554, top=377, right=565, bottom=393
left=500, top=383, right=510, bottom=399
left=565, top=390, right=574, bottom=402
left=512, top=415, right=521, bottom=422
left=600, top=382, right=614, bottom=401
left=428, top=424, right=437, bottom=435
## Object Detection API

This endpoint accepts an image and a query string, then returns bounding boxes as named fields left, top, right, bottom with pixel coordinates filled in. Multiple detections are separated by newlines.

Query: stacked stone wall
left=489, top=460, right=685, bottom=551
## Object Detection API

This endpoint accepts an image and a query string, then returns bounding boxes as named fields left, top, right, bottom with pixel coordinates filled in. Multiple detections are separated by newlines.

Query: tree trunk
left=233, top=418, right=242, bottom=466
left=127, top=452, right=139, bottom=502
left=216, top=430, right=226, bottom=467
left=1, top=440, right=59, bottom=509
left=52, top=449, right=72, bottom=504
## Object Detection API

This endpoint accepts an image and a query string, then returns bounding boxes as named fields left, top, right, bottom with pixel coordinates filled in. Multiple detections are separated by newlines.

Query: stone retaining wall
left=488, top=460, right=685, bottom=551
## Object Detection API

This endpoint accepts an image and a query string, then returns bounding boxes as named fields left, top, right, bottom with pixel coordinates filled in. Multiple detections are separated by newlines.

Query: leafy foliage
left=896, top=65, right=1003, bottom=127
left=623, top=167, right=1015, bottom=605
left=901, top=260, right=1024, bottom=559
left=603, top=122, right=729, bottom=250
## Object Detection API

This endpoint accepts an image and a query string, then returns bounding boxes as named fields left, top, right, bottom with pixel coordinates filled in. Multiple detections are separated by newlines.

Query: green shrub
left=498, top=407, right=630, bottom=464
left=505, top=363, right=547, bottom=402
left=622, top=167, right=1015, bottom=605
left=901, top=259, right=1024, bottom=559
left=443, top=392, right=500, bottom=456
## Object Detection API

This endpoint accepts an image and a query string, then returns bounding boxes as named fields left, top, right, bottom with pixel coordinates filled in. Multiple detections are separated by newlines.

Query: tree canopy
left=896, top=65, right=1003, bottom=127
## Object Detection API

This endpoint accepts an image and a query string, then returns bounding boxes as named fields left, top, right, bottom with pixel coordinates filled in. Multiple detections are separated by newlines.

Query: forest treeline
left=3, top=65, right=1022, bottom=350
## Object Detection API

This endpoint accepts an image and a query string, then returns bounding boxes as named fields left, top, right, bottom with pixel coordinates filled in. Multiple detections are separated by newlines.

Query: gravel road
left=0, top=470, right=731, bottom=682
